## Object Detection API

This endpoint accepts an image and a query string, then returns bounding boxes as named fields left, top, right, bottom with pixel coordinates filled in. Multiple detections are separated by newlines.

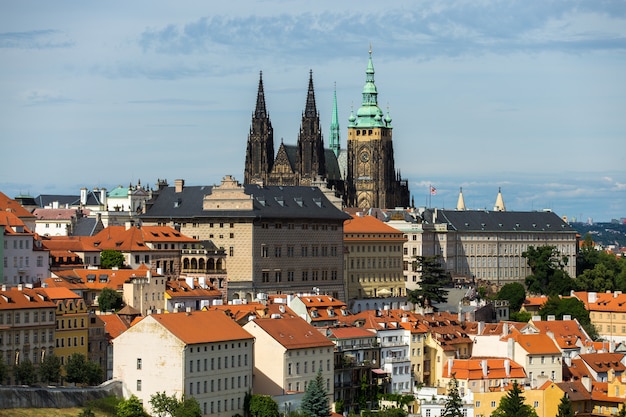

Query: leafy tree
left=442, top=375, right=463, bottom=417
left=97, top=287, right=124, bottom=312
left=577, top=233, right=600, bottom=274
left=408, top=255, right=450, bottom=310
left=14, top=358, right=37, bottom=385
left=100, top=249, right=125, bottom=269
left=617, top=403, right=626, bottom=417
left=556, top=394, right=574, bottom=417
left=363, top=409, right=407, bottom=417
left=576, top=249, right=626, bottom=292
left=496, top=282, right=526, bottom=312
left=150, top=392, right=201, bottom=417
left=523, top=245, right=575, bottom=295
left=249, top=395, right=279, bottom=417
left=116, top=395, right=150, bottom=417
left=301, top=370, right=330, bottom=417
left=509, top=311, right=532, bottom=323
left=65, top=353, right=101, bottom=385
left=38, top=353, right=62, bottom=384
left=491, top=381, right=537, bottom=417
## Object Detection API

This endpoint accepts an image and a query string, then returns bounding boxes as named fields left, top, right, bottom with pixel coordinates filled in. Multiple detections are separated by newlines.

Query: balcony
left=181, top=268, right=227, bottom=275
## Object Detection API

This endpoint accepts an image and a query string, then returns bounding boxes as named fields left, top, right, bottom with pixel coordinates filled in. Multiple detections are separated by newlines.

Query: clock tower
left=346, top=49, right=409, bottom=209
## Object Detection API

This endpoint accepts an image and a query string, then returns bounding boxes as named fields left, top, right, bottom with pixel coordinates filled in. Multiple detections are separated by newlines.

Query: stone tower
left=295, top=70, right=326, bottom=186
left=244, top=71, right=274, bottom=185
left=346, top=49, right=410, bottom=209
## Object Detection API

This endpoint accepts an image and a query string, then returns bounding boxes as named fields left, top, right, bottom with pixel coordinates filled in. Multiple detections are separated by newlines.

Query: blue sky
left=1, top=1, right=625, bottom=222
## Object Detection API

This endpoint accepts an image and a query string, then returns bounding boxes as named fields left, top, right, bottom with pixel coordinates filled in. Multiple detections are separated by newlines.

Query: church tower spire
left=456, top=187, right=466, bottom=211
left=494, top=187, right=506, bottom=211
left=244, top=71, right=275, bottom=185
left=329, top=83, right=340, bottom=157
left=296, top=70, right=325, bottom=185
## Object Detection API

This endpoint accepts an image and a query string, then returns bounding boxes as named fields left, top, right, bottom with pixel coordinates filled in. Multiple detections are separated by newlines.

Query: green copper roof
left=349, top=49, right=390, bottom=129
left=329, top=84, right=340, bottom=157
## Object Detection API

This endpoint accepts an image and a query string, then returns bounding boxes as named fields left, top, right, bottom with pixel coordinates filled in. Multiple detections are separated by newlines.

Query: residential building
left=326, top=325, right=380, bottom=413
left=140, top=175, right=350, bottom=301
left=87, top=312, right=108, bottom=375
left=1, top=208, right=50, bottom=286
left=504, top=332, right=562, bottom=388
left=343, top=215, right=406, bottom=300
left=0, top=285, right=56, bottom=383
left=573, top=291, right=626, bottom=344
left=98, top=313, right=130, bottom=380
left=443, top=357, right=526, bottom=395
left=164, top=277, right=223, bottom=313
left=113, top=310, right=254, bottom=416
left=288, top=294, right=349, bottom=327
left=33, top=206, right=86, bottom=237
left=242, top=315, right=335, bottom=401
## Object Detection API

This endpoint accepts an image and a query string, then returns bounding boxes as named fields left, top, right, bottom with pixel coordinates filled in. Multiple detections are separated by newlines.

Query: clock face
left=360, top=151, right=370, bottom=162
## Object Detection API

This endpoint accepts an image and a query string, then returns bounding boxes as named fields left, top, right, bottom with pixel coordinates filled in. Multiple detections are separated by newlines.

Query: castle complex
left=244, top=51, right=410, bottom=209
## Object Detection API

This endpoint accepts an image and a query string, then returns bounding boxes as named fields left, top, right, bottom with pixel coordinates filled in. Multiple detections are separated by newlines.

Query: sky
left=1, top=1, right=625, bottom=223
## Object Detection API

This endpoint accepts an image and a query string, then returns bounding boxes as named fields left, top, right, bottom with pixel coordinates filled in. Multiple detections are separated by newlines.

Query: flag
left=430, top=186, right=437, bottom=196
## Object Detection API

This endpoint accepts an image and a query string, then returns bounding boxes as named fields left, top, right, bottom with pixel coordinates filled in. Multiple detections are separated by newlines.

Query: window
left=137, top=358, right=142, bottom=370
left=137, top=380, right=142, bottom=391
left=491, top=401, right=496, bottom=407
left=534, top=401, right=539, bottom=408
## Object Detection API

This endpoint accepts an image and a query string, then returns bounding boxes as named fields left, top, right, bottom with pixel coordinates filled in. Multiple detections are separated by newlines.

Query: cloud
left=20, top=89, right=73, bottom=106
left=0, top=29, right=74, bottom=49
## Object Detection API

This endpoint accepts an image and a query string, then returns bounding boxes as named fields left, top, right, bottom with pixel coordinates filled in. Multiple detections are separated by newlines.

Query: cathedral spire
left=329, top=82, right=340, bottom=157
left=304, top=69, right=317, bottom=118
left=456, top=187, right=466, bottom=211
left=254, top=71, right=268, bottom=119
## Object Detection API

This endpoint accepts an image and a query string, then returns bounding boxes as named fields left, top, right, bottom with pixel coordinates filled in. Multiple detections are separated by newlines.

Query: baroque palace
left=244, top=50, right=410, bottom=209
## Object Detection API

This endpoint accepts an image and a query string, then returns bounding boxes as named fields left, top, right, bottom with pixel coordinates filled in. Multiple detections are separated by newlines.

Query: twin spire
left=454, top=187, right=506, bottom=211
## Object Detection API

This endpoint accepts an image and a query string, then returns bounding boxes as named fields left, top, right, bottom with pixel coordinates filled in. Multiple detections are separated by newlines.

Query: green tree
left=496, top=282, right=526, bottom=312
left=408, top=255, right=450, bottom=310
left=14, top=358, right=37, bottom=385
left=301, top=370, right=330, bottom=417
left=617, top=403, right=626, bottom=417
left=556, top=394, right=574, bottom=417
left=523, top=245, right=575, bottom=295
left=442, top=375, right=463, bottom=417
left=509, top=311, right=532, bottom=323
left=150, top=392, right=201, bottom=417
left=116, top=395, right=150, bottom=417
left=576, top=249, right=626, bottom=292
left=491, top=381, right=537, bottom=417
left=65, top=353, right=102, bottom=385
left=97, top=287, right=124, bottom=312
left=38, top=353, right=62, bottom=384
left=100, top=249, right=125, bottom=269
left=249, top=395, right=279, bottom=417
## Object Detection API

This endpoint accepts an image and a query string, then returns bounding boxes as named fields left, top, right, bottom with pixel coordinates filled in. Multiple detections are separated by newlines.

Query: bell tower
left=244, top=71, right=274, bottom=185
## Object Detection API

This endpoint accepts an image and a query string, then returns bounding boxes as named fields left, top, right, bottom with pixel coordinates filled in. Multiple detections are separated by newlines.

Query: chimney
left=448, top=358, right=454, bottom=376
left=477, top=321, right=485, bottom=335
left=588, top=292, right=597, bottom=304
left=175, top=179, right=185, bottom=193
left=80, top=187, right=88, bottom=205
left=481, top=359, right=488, bottom=378
left=100, top=188, right=107, bottom=209
left=581, top=375, right=591, bottom=393
left=504, top=359, right=511, bottom=377
left=502, top=323, right=509, bottom=337
left=547, top=315, right=556, bottom=321
left=563, top=314, right=571, bottom=321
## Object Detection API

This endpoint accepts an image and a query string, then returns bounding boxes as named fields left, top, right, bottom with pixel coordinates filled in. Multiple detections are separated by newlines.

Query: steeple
left=456, top=187, right=466, bottom=211
left=304, top=69, right=317, bottom=118
left=354, top=47, right=387, bottom=128
left=329, top=83, right=340, bottom=157
left=244, top=71, right=274, bottom=185
left=494, top=187, right=506, bottom=212
left=255, top=71, right=268, bottom=119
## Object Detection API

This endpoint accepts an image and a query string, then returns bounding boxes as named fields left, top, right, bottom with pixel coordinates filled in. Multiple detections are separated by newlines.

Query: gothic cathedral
left=244, top=51, right=410, bottom=209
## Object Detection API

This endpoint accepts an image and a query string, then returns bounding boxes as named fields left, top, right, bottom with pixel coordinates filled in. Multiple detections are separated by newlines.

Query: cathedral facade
left=244, top=52, right=410, bottom=209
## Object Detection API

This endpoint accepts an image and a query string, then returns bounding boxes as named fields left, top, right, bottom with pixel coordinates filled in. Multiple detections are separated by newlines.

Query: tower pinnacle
left=304, top=69, right=317, bottom=118
left=254, top=71, right=267, bottom=119
left=329, top=82, right=340, bottom=157
left=494, top=187, right=506, bottom=212
left=456, top=187, right=466, bottom=211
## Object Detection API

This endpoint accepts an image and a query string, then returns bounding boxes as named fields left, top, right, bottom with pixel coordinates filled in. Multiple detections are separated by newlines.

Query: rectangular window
left=137, top=358, right=142, bottom=370
left=137, top=380, right=142, bottom=391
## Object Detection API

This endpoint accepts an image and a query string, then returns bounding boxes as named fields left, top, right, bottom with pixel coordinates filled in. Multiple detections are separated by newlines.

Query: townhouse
left=573, top=291, right=626, bottom=344
left=113, top=310, right=254, bottom=416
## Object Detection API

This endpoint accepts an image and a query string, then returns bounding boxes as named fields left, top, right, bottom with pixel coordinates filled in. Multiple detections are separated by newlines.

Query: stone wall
left=0, top=379, right=122, bottom=409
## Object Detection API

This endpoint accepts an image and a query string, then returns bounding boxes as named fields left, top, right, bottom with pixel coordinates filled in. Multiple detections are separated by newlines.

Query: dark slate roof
left=140, top=184, right=350, bottom=221
left=35, top=191, right=105, bottom=208
left=435, top=209, right=576, bottom=233
left=73, top=216, right=103, bottom=236
left=282, top=145, right=343, bottom=182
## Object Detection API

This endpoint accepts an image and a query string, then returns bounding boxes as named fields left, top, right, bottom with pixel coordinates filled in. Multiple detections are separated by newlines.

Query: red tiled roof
left=0, top=191, right=35, bottom=219
left=326, top=326, right=376, bottom=339
left=166, top=279, right=222, bottom=299
left=39, top=287, right=81, bottom=300
left=0, top=288, right=56, bottom=310
left=555, top=380, right=592, bottom=402
left=249, top=316, right=335, bottom=349
left=530, top=319, right=590, bottom=349
left=443, top=357, right=526, bottom=380
left=573, top=291, right=626, bottom=313
left=505, top=332, right=561, bottom=355
left=343, top=215, right=406, bottom=239
left=149, top=310, right=253, bottom=345
left=579, top=352, right=626, bottom=373
left=98, top=313, right=130, bottom=339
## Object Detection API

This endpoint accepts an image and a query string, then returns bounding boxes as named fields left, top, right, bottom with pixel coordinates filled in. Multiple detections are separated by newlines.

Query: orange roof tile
left=530, top=319, right=591, bottom=349
left=555, top=380, right=591, bottom=402
left=0, top=288, right=56, bottom=310
left=326, top=326, right=376, bottom=339
left=0, top=191, right=35, bottom=219
left=443, top=357, right=526, bottom=380
left=149, top=310, right=253, bottom=344
left=343, top=215, right=406, bottom=240
left=579, top=352, right=626, bottom=373
left=249, top=316, right=335, bottom=350
left=574, top=291, right=626, bottom=313
left=98, top=313, right=130, bottom=339
left=39, top=287, right=81, bottom=300
left=507, top=333, right=561, bottom=355
left=166, top=279, right=222, bottom=299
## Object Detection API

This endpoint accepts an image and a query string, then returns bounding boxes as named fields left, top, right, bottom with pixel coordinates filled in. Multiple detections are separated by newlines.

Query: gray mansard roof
left=141, top=183, right=350, bottom=221
left=434, top=209, right=576, bottom=233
